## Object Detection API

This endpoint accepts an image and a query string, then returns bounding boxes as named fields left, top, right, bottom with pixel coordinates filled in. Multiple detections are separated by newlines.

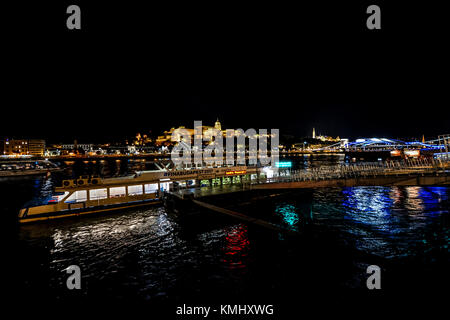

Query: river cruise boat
left=18, top=166, right=259, bottom=223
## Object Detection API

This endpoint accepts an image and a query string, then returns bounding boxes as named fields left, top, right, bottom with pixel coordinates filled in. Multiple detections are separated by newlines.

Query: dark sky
left=3, top=1, right=449, bottom=143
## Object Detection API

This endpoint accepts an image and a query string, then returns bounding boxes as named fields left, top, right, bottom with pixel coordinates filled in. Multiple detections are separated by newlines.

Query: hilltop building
left=312, top=127, right=340, bottom=142
left=156, top=119, right=225, bottom=146
left=155, top=118, right=274, bottom=148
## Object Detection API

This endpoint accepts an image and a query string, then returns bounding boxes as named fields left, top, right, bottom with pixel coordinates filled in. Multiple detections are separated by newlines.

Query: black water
left=1, top=156, right=449, bottom=316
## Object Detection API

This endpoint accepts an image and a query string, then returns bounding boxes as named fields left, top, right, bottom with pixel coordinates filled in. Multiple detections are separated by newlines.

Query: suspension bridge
left=311, top=134, right=450, bottom=154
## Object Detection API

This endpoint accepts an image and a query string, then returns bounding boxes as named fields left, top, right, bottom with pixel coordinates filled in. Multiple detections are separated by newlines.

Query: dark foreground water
left=1, top=158, right=449, bottom=316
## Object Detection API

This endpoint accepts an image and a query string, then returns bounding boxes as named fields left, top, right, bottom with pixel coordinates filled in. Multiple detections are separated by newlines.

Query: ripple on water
left=14, top=185, right=450, bottom=299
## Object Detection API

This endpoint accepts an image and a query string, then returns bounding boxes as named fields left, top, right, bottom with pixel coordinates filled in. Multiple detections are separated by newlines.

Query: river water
left=1, top=155, right=449, bottom=315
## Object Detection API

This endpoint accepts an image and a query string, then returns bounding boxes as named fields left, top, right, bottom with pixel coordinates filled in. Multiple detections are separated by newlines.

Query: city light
left=225, top=170, right=247, bottom=175
left=275, top=161, right=292, bottom=168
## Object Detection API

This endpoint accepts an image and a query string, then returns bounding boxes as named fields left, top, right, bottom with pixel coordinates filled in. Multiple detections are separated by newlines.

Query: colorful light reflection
left=275, top=203, right=300, bottom=230
left=222, top=224, right=250, bottom=269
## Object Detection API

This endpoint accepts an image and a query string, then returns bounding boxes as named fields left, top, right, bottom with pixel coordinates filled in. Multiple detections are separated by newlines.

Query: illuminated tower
left=214, top=118, right=222, bottom=131
left=312, top=127, right=316, bottom=139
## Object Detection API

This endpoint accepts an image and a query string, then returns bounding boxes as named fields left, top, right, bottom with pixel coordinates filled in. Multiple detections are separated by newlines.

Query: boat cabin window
left=89, top=188, right=107, bottom=200
left=64, top=190, right=87, bottom=203
left=160, top=182, right=171, bottom=192
left=128, top=185, right=143, bottom=196
left=144, top=183, right=158, bottom=194
left=110, top=186, right=126, bottom=198
left=48, top=192, right=70, bottom=203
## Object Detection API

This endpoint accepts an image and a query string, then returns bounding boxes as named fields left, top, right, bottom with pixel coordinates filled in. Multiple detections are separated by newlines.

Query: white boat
left=18, top=166, right=259, bottom=223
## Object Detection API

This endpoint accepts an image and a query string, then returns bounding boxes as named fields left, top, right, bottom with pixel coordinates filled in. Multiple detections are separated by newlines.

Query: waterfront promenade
left=169, top=158, right=449, bottom=200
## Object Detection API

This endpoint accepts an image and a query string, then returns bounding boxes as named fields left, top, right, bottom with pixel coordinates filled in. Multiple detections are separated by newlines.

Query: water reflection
left=404, top=187, right=425, bottom=211
left=18, top=207, right=259, bottom=299
left=342, top=187, right=393, bottom=232
left=339, top=186, right=449, bottom=258
left=222, top=224, right=250, bottom=269
left=18, top=207, right=181, bottom=297
left=11, top=180, right=449, bottom=299
left=417, top=187, right=448, bottom=212
left=275, top=203, right=300, bottom=231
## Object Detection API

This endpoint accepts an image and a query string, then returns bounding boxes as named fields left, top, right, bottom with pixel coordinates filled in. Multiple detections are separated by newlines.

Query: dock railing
left=260, top=157, right=448, bottom=184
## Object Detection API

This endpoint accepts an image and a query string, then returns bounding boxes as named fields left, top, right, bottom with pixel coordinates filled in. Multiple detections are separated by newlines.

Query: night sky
left=3, top=1, right=449, bottom=143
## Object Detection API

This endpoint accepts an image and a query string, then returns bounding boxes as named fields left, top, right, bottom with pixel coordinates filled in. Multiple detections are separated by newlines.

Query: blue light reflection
left=275, top=203, right=299, bottom=230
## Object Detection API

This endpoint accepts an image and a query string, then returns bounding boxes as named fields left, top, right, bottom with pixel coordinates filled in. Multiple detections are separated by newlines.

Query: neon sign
left=225, top=170, right=247, bottom=175
left=275, top=161, right=292, bottom=168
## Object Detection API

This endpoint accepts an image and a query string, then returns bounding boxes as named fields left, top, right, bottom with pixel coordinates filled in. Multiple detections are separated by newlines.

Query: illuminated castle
left=312, top=127, right=339, bottom=142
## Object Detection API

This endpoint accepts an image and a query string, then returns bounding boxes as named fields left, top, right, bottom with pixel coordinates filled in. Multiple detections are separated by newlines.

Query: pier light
left=262, top=166, right=274, bottom=178
left=275, top=161, right=292, bottom=168
left=404, top=150, right=420, bottom=157
left=225, top=170, right=247, bottom=175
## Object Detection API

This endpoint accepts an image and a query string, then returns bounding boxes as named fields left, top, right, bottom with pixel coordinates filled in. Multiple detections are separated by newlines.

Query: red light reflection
left=222, top=224, right=250, bottom=269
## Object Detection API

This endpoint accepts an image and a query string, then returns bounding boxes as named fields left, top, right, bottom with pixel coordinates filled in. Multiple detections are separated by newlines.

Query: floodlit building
left=0, top=138, right=45, bottom=156
left=155, top=118, right=275, bottom=149
left=311, top=127, right=340, bottom=142
left=156, top=119, right=224, bottom=146
left=28, top=139, right=46, bottom=156
left=61, top=143, right=93, bottom=152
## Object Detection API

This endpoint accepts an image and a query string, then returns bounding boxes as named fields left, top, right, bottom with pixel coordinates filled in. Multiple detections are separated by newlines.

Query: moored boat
left=18, top=166, right=259, bottom=223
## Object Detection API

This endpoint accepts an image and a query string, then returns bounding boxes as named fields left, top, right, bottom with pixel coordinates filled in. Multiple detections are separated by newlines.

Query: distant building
left=61, top=143, right=93, bottom=152
left=0, top=138, right=45, bottom=156
left=28, top=139, right=46, bottom=156
left=1, top=139, right=28, bottom=155
left=311, top=128, right=340, bottom=143
left=155, top=118, right=275, bottom=152
left=133, top=133, right=153, bottom=146
left=316, top=135, right=340, bottom=142
left=156, top=126, right=195, bottom=146
left=156, top=119, right=223, bottom=146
